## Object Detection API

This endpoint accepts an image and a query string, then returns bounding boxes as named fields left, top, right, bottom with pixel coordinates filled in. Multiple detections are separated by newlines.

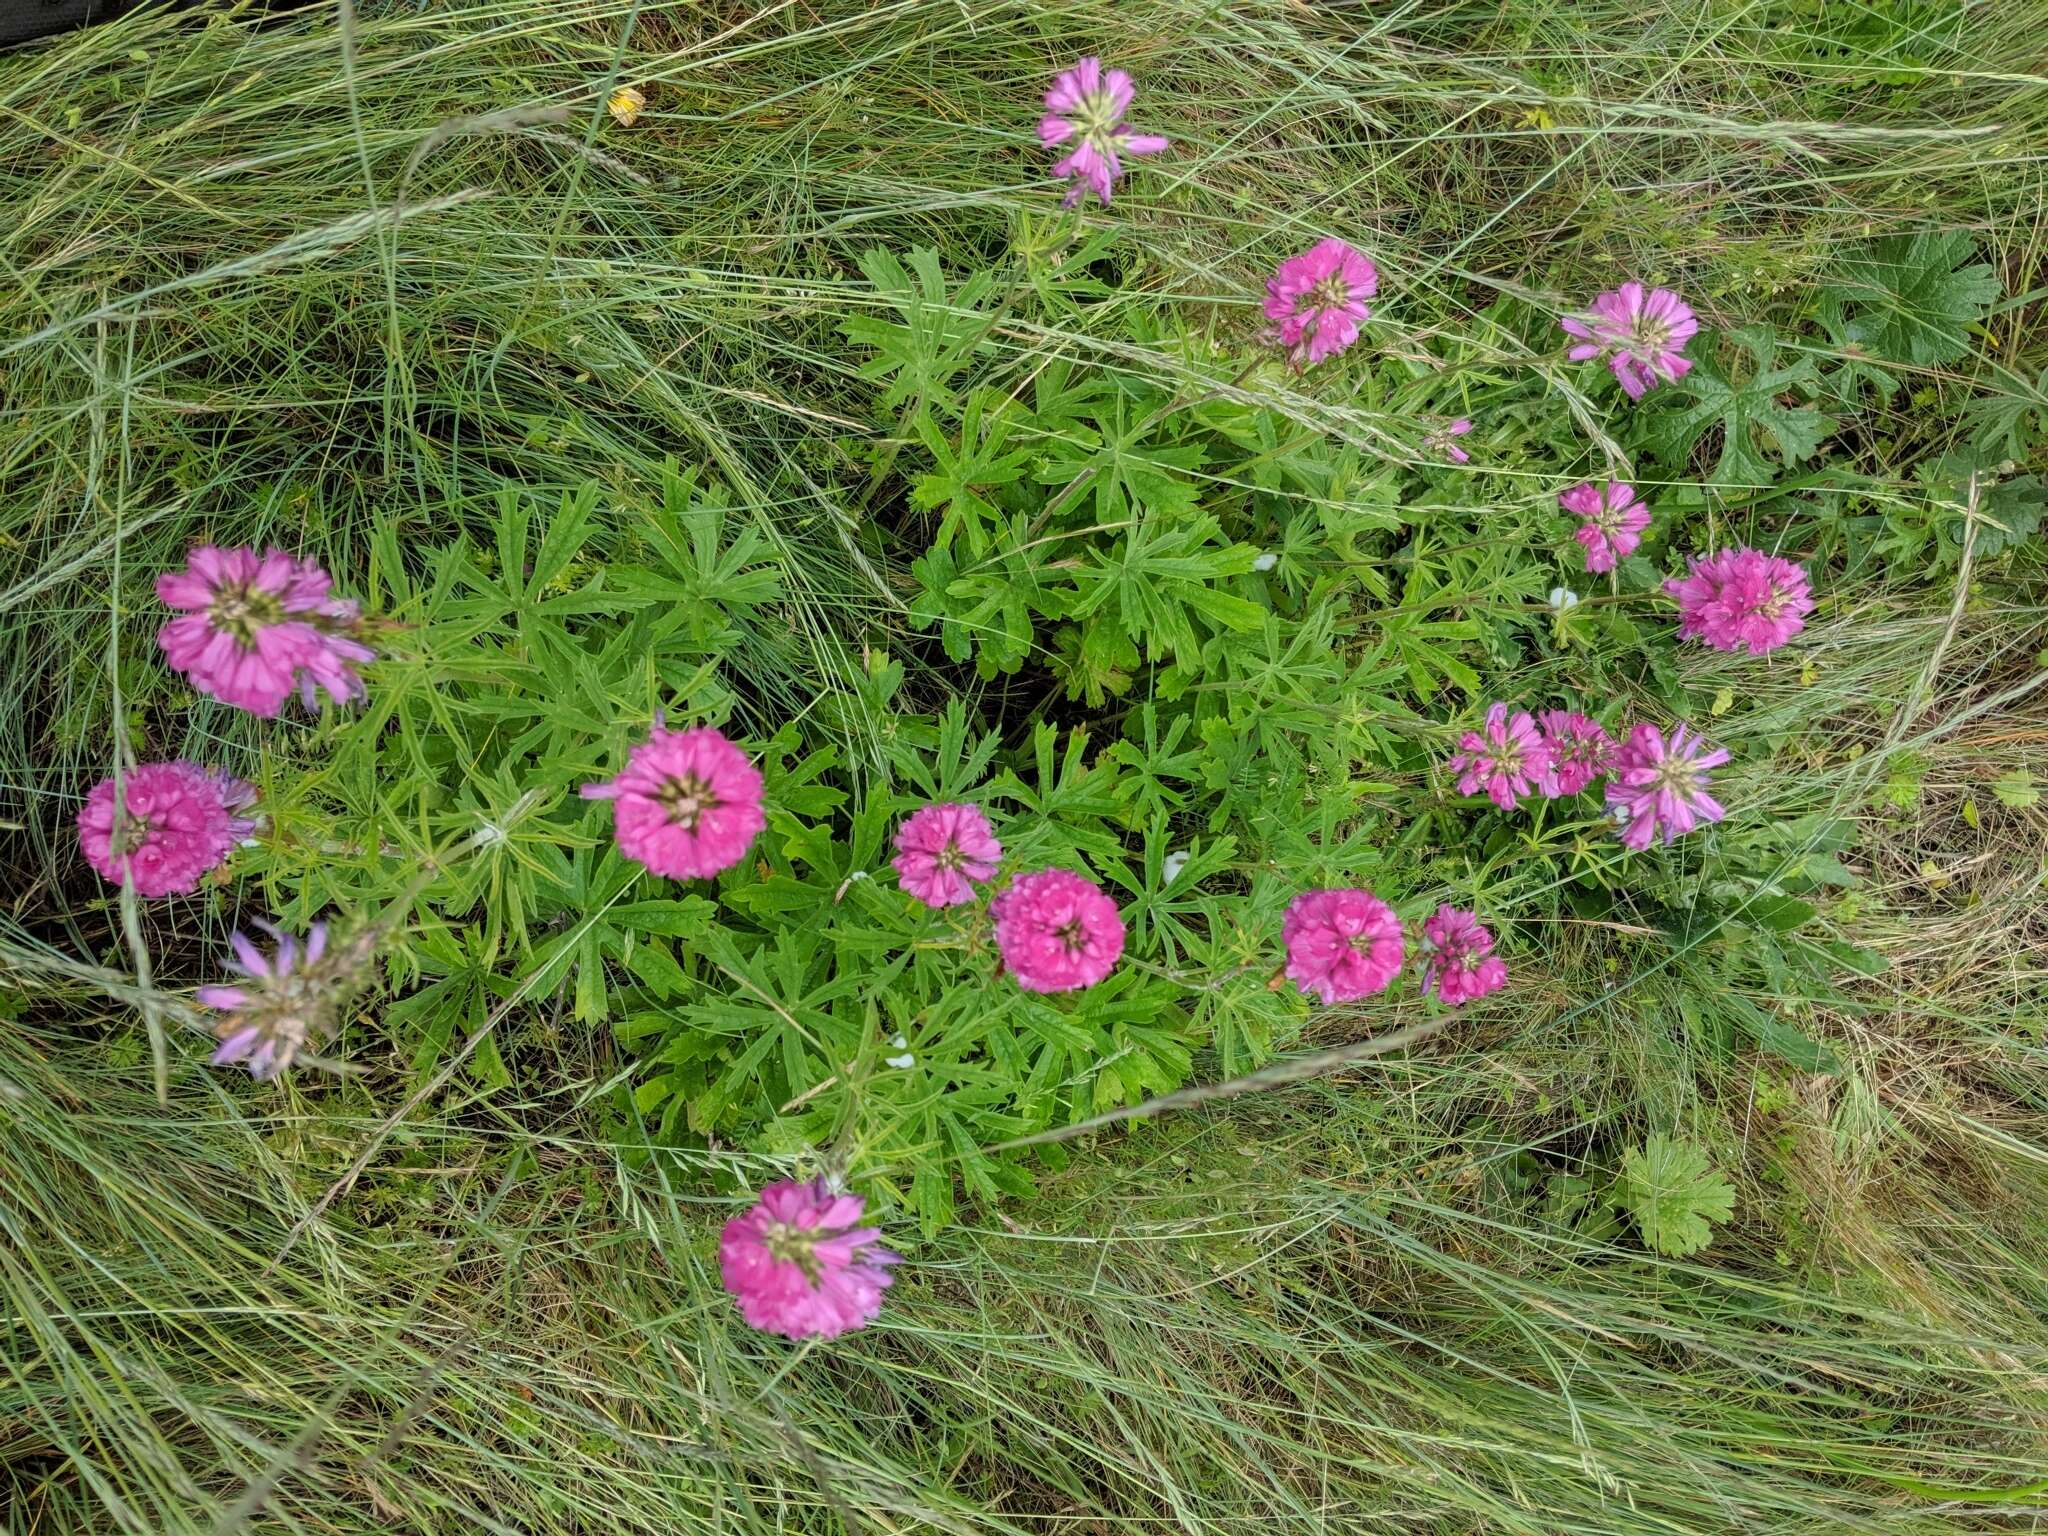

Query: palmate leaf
left=1916, top=449, right=2047, bottom=559
left=840, top=245, right=995, bottom=418
left=1814, top=292, right=1901, bottom=404
left=909, top=393, right=1032, bottom=556
left=611, top=465, right=782, bottom=610
left=1617, top=1136, right=1736, bottom=1257
left=1066, top=515, right=1264, bottom=662
left=1645, top=325, right=1833, bottom=488
left=1960, top=366, right=2046, bottom=458
left=1052, top=618, right=1140, bottom=707
left=1032, top=387, right=1207, bottom=524
left=1819, top=231, right=2000, bottom=370
left=908, top=533, right=1053, bottom=678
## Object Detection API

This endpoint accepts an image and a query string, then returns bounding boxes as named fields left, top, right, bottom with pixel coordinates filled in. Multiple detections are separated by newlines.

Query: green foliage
left=1645, top=325, right=1832, bottom=486
left=1819, top=231, right=2001, bottom=374
left=838, top=246, right=997, bottom=417
left=1617, top=1135, right=1738, bottom=1257
left=6, top=2, right=2048, bottom=1533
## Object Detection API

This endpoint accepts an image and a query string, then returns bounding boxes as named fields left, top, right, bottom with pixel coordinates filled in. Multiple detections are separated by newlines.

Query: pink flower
left=719, top=1178, right=901, bottom=1340
left=892, top=802, right=1002, bottom=909
left=1561, top=481, right=1651, bottom=573
left=1665, top=547, right=1815, bottom=656
left=1605, top=722, right=1730, bottom=851
left=991, top=868, right=1125, bottom=993
left=1419, top=905, right=1507, bottom=1008
left=1264, top=238, right=1377, bottom=366
left=1282, top=888, right=1404, bottom=1005
left=202, top=919, right=380, bottom=1080
left=1560, top=282, right=1699, bottom=400
left=1427, top=417, right=1473, bottom=464
left=1448, top=703, right=1555, bottom=812
left=581, top=723, right=765, bottom=881
left=77, top=761, right=257, bottom=898
left=1537, top=710, right=1616, bottom=797
left=1038, top=57, right=1168, bottom=208
left=156, top=545, right=374, bottom=717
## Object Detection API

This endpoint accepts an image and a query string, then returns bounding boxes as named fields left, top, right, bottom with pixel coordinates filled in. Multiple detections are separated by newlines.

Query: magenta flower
left=1665, top=547, right=1815, bottom=656
left=77, top=761, right=256, bottom=898
left=1561, top=481, right=1651, bottom=574
left=892, top=802, right=1001, bottom=909
left=1419, top=905, right=1508, bottom=1008
left=991, top=868, right=1125, bottom=993
left=1606, top=722, right=1730, bottom=851
left=581, top=723, right=765, bottom=881
left=719, top=1178, right=901, bottom=1341
left=1038, top=57, right=1168, bottom=208
left=1560, top=282, right=1699, bottom=400
left=1427, top=417, right=1473, bottom=464
left=156, top=545, right=374, bottom=717
left=1537, top=710, right=1616, bottom=797
left=1281, top=888, right=1404, bottom=1005
left=1264, top=238, right=1377, bottom=366
left=1448, top=703, right=1556, bottom=812
left=202, top=919, right=379, bottom=1080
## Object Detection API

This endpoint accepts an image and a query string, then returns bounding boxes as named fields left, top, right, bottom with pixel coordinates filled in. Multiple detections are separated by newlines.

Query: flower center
left=109, top=812, right=153, bottom=855
left=658, top=773, right=718, bottom=832
left=1054, top=917, right=1088, bottom=954
left=1305, top=273, right=1354, bottom=314
left=208, top=582, right=286, bottom=649
left=762, top=1220, right=820, bottom=1280
left=1347, top=932, right=1379, bottom=957
left=1652, top=757, right=1699, bottom=799
left=1075, top=87, right=1121, bottom=147
left=933, top=842, right=963, bottom=872
left=1627, top=316, right=1672, bottom=356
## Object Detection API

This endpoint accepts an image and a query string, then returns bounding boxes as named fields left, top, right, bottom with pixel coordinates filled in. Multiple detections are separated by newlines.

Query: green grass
left=4, top=0, right=2048, bottom=1531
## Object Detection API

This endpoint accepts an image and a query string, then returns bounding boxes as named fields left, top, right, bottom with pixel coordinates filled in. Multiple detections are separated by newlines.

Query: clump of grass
left=3, top=0, right=2047, bottom=1532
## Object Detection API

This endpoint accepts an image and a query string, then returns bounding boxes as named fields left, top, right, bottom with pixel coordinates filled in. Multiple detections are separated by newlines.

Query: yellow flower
left=608, top=85, right=646, bottom=128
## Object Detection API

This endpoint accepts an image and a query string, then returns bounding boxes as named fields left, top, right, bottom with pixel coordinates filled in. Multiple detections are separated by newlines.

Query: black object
left=0, top=0, right=140, bottom=45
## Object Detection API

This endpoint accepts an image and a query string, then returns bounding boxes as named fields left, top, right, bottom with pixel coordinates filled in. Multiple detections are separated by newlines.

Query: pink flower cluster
left=1419, top=905, right=1507, bottom=1008
left=1282, top=888, right=1403, bottom=1003
left=1264, top=237, right=1379, bottom=367
left=1280, top=890, right=1509, bottom=1011
left=78, top=542, right=377, bottom=899
left=1561, top=281, right=1698, bottom=400
left=157, top=545, right=374, bottom=717
left=581, top=722, right=766, bottom=880
left=1039, top=57, right=1167, bottom=207
left=1666, top=547, right=1814, bottom=656
left=993, top=867, right=1126, bottom=993
left=77, top=760, right=256, bottom=898
left=1448, top=704, right=1558, bottom=811
left=719, top=1178, right=901, bottom=1340
left=1606, top=722, right=1731, bottom=850
left=1427, top=417, right=1473, bottom=464
left=1443, top=703, right=1728, bottom=850
left=892, top=802, right=1002, bottom=908
left=1542, top=709, right=1617, bottom=797
left=1561, top=481, right=1651, bottom=573
left=200, top=919, right=380, bottom=1080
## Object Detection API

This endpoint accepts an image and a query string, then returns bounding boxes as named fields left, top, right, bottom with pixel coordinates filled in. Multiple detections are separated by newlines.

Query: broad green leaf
left=1646, top=326, right=1833, bottom=488
left=1819, top=231, right=2000, bottom=370
left=1617, top=1137, right=1736, bottom=1257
